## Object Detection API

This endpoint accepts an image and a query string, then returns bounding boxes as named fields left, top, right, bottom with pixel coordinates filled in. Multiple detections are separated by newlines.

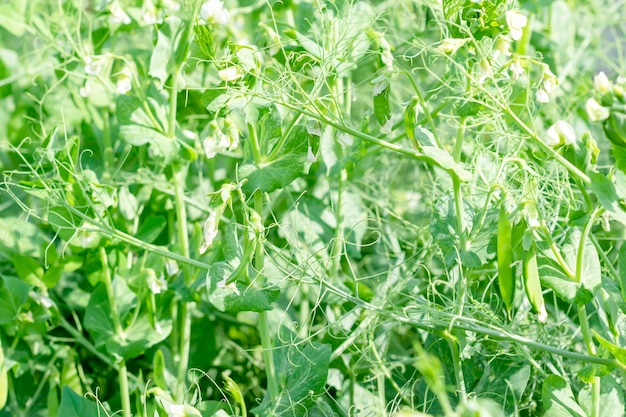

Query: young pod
left=523, top=241, right=548, bottom=323
left=497, top=199, right=515, bottom=311
left=0, top=337, right=7, bottom=410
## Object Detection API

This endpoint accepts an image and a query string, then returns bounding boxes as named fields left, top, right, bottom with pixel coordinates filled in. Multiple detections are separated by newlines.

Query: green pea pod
left=0, top=337, right=7, bottom=410
left=497, top=200, right=515, bottom=311
left=523, top=241, right=548, bottom=323
left=404, top=97, right=419, bottom=144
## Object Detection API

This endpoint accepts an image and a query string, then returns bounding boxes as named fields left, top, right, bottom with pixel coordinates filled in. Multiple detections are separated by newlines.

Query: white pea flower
left=218, top=66, right=243, bottom=82
left=338, top=132, right=353, bottom=146
left=182, top=129, right=198, bottom=140
left=165, top=259, right=179, bottom=276
left=505, top=11, right=528, bottom=41
left=593, top=71, right=611, bottom=94
left=536, top=88, right=550, bottom=104
left=436, top=38, right=469, bottom=55
left=380, top=119, right=393, bottom=134
left=116, top=66, right=132, bottom=94
left=79, top=80, right=92, bottom=97
left=546, top=120, right=576, bottom=147
left=84, top=55, right=108, bottom=75
left=217, top=278, right=240, bottom=295
left=199, top=210, right=219, bottom=254
left=202, top=132, right=230, bottom=158
left=306, top=145, right=316, bottom=164
left=536, top=66, right=558, bottom=103
left=509, top=59, right=524, bottom=80
left=109, top=0, right=132, bottom=24
left=146, top=270, right=168, bottom=294
left=200, top=0, right=230, bottom=25
left=495, top=37, right=511, bottom=58
left=585, top=98, right=610, bottom=122
left=142, top=0, right=160, bottom=25
left=224, top=118, right=239, bottom=150
left=161, top=0, right=180, bottom=14
left=220, top=183, right=235, bottom=203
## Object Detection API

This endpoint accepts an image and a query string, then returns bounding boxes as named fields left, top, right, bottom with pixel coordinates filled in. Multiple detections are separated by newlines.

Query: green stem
left=173, top=167, right=192, bottom=402
left=443, top=331, right=466, bottom=403
left=331, top=171, right=344, bottom=274
left=99, top=247, right=131, bottom=417
left=255, top=191, right=280, bottom=404
left=249, top=122, right=279, bottom=404
left=575, top=208, right=603, bottom=417
left=403, top=70, right=444, bottom=149
left=284, top=103, right=462, bottom=179
left=575, top=208, right=603, bottom=283
left=168, top=66, right=179, bottom=138
left=58, top=316, right=114, bottom=367
left=453, top=119, right=467, bottom=250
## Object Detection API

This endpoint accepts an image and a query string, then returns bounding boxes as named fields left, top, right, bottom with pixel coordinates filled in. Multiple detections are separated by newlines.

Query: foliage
left=0, top=0, right=625, bottom=416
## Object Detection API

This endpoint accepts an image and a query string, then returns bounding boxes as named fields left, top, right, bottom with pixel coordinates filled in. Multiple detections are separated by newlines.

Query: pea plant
left=1, top=0, right=626, bottom=416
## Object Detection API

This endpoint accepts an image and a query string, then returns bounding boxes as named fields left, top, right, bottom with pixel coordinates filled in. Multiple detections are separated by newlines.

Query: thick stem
left=173, top=167, right=192, bottom=402
left=99, top=247, right=131, bottom=417
left=254, top=191, right=280, bottom=404
left=444, top=331, right=466, bottom=403
left=453, top=119, right=466, bottom=249
left=331, top=171, right=344, bottom=274
left=248, top=122, right=279, bottom=404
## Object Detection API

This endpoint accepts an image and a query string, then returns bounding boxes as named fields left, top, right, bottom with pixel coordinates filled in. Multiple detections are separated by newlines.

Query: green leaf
left=206, top=262, right=279, bottom=312
left=589, top=171, right=626, bottom=224
left=58, top=386, right=99, bottom=417
left=284, top=29, right=323, bottom=58
left=149, top=16, right=184, bottom=85
left=419, top=146, right=472, bottom=182
left=538, top=259, right=593, bottom=304
left=561, top=228, right=602, bottom=291
left=193, top=24, right=216, bottom=58
left=12, top=255, right=44, bottom=287
left=240, top=125, right=314, bottom=193
left=0, top=217, right=48, bottom=260
left=618, top=244, right=626, bottom=300
left=84, top=280, right=170, bottom=360
left=0, top=0, right=27, bottom=36
left=106, top=315, right=172, bottom=360
left=414, top=126, right=437, bottom=149
left=578, top=375, right=625, bottom=417
left=83, top=284, right=116, bottom=347
left=611, top=144, right=626, bottom=175
left=542, top=375, right=586, bottom=417
left=115, top=94, right=178, bottom=163
left=252, top=332, right=331, bottom=415
left=0, top=276, right=30, bottom=325
left=136, top=216, right=167, bottom=244
left=593, top=331, right=626, bottom=366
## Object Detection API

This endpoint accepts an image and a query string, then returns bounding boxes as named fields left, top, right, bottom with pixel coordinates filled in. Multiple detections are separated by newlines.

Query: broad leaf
left=542, top=375, right=586, bottom=417
left=252, top=331, right=331, bottom=416
left=240, top=125, right=315, bottom=193
left=0, top=276, right=30, bottom=325
left=58, top=387, right=99, bottom=417
left=149, top=16, right=184, bottom=85
left=84, top=280, right=171, bottom=360
left=589, top=171, right=626, bottom=224
left=578, top=375, right=625, bottom=417
left=419, top=146, right=472, bottom=182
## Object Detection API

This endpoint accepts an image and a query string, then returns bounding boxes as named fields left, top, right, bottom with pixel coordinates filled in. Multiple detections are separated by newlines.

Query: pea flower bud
left=545, top=120, right=576, bottom=147
left=593, top=71, right=611, bottom=94
left=505, top=11, right=528, bottom=41
left=585, top=98, right=609, bottom=122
